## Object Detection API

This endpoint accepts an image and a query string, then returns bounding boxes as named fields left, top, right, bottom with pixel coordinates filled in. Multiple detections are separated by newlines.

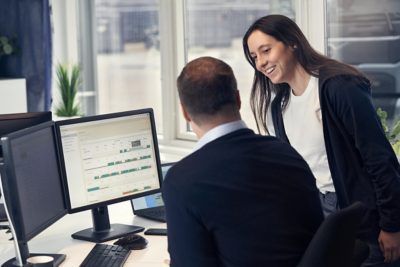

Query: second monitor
left=55, top=108, right=163, bottom=242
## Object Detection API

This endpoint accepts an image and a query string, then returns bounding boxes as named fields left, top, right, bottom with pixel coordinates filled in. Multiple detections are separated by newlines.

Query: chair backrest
left=297, top=201, right=369, bottom=267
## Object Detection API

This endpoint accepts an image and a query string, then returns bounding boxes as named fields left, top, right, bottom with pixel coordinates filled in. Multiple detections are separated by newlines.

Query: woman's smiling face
left=247, top=30, right=298, bottom=85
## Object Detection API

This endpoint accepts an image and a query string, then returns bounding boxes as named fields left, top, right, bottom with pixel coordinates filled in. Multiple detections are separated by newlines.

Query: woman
left=243, top=14, right=400, bottom=266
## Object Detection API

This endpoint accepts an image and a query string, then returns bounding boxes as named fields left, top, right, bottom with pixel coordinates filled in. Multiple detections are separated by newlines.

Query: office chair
left=297, top=201, right=369, bottom=267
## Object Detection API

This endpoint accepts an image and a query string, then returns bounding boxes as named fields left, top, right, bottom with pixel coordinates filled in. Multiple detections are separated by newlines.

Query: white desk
left=0, top=201, right=169, bottom=266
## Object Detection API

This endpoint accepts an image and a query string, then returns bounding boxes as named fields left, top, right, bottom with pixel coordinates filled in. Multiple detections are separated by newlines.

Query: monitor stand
left=1, top=163, right=8, bottom=223
left=1, top=253, right=66, bottom=267
left=1, top=237, right=66, bottom=267
left=71, top=206, right=144, bottom=243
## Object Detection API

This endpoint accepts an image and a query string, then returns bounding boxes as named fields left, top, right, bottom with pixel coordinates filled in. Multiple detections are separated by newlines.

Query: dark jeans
left=319, top=191, right=400, bottom=267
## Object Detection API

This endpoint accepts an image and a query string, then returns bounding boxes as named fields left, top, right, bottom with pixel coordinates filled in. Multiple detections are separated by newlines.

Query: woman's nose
left=257, top=55, right=267, bottom=71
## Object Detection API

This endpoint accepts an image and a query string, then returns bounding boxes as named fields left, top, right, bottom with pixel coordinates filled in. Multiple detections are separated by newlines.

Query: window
left=179, top=0, right=295, bottom=137
left=326, top=0, right=400, bottom=122
left=81, top=0, right=163, bottom=132
left=71, top=0, right=296, bottom=155
left=55, top=1, right=306, bottom=160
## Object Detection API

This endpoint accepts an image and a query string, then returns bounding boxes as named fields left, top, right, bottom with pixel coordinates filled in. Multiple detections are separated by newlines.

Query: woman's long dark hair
left=243, top=14, right=368, bottom=134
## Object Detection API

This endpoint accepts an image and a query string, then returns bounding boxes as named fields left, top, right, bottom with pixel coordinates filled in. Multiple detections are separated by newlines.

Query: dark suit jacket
left=163, top=128, right=323, bottom=267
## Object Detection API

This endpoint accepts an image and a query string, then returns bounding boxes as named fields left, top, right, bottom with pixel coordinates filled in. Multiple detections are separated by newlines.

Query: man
left=162, top=56, right=323, bottom=267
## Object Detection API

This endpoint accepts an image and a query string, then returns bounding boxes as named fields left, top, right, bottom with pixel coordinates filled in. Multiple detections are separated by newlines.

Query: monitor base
left=1, top=253, right=66, bottom=267
left=71, top=223, right=144, bottom=243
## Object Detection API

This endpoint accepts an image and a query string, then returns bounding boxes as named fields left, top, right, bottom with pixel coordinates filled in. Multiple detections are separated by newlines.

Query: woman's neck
left=289, top=67, right=311, bottom=96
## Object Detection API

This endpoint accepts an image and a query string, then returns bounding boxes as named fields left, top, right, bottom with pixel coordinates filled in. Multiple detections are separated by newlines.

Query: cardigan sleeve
left=322, top=75, right=400, bottom=232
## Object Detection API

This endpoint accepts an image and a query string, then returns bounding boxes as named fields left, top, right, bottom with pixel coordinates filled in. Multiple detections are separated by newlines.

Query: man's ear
left=181, top=104, right=191, bottom=122
left=236, top=90, right=241, bottom=110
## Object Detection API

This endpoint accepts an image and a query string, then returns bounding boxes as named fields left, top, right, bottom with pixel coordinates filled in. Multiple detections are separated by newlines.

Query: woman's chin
left=269, top=76, right=282, bottom=84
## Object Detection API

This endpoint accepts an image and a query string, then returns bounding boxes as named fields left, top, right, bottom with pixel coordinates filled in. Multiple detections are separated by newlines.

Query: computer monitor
left=55, top=108, right=163, bottom=243
left=0, top=111, right=52, bottom=158
left=0, top=121, right=67, bottom=267
left=0, top=112, right=52, bottom=222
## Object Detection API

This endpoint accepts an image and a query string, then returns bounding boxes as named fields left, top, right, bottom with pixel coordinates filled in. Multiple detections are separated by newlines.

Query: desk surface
left=0, top=201, right=169, bottom=266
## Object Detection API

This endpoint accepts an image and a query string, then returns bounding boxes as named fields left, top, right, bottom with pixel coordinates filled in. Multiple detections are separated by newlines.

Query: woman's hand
left=378, top=230, right=400, bottom=263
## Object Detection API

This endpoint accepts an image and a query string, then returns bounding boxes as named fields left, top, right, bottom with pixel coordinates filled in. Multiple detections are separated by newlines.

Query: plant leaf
left=392, top=141, right=400, bottom=156
left=376, top=107, right=389, bottom=138
left=390, top=120, right=400, bottom=140
left=3, top=44, right=13, bottom=54
left=0, top=36, right=7, bottom=44
left=55, top=63, right=81, bottom=117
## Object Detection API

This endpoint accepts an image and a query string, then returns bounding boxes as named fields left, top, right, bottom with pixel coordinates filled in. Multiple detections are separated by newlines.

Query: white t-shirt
left=282, top=76, right=335, bottom=193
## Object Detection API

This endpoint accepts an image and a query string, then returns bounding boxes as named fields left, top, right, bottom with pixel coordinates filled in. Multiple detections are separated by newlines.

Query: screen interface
left=132, top=163, right=173, bottom=210
left=58, top=112, right=161, bottom=210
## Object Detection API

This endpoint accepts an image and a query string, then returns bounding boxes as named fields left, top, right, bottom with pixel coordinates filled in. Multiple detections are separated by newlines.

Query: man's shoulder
left=214, top=128, right=279, bottom=144
left=173, top=129, right=297, bottom=174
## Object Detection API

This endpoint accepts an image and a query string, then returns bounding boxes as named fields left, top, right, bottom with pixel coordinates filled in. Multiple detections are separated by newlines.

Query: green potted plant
left=0, top=35, right=17, bottom=57
left=55, top=63, right=81, bottom=117
left=377, top=107, right=400, bottom=155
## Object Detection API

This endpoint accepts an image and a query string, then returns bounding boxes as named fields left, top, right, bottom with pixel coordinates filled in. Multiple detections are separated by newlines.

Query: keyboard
left=80, top=243, right=131, bottom=267
left=135, top=206, right=166, bottom=222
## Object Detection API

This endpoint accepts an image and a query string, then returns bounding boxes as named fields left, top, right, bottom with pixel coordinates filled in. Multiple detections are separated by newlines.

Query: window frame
left=52, top=0, right=328, bottom=160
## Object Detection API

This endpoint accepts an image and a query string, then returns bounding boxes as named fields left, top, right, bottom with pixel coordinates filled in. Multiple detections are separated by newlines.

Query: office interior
left=0, top=0, right=400, bottom=266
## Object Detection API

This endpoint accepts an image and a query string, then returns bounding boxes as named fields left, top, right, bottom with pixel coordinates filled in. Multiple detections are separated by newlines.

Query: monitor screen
left=0, top=121, right=66, bottom=266
left=131, top=162, right=174, bottom=211
left=0, top=111, right=52, bottom=158
left=55, top=108, right=163, bottom=242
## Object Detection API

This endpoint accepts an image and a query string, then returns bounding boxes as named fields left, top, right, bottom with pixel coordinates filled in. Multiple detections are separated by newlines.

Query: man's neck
left=192, top=119, right=247, bottom=151
left=192, top=115, right=241, bottom=139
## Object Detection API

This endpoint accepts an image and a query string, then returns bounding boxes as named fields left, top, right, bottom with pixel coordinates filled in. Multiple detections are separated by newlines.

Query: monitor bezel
left=0, top=111, right=52, bottom=158
left=0, top=111, right=52, bottom=122
left=0, top=121, right=67, bottom=242
left=55, top=108, right=163, bottom=214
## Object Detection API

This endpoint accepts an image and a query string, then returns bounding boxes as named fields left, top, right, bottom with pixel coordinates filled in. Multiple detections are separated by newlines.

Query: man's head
left=177, top=57, right=240, bottom=128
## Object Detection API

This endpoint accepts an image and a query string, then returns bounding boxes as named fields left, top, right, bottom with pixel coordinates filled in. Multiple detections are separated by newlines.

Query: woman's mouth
left=266, top=66, right=275, bottom=75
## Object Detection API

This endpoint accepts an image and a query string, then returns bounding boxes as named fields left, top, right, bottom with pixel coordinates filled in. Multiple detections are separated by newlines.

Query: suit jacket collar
left=194, top=120, right=247, bottom=151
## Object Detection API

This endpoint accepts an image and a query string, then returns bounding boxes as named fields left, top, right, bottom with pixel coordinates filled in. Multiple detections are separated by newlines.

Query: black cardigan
left=271, top=74, right=400, bottom=238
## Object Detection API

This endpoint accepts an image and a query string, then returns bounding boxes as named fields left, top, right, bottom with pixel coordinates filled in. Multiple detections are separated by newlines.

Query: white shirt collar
left=193, top=120, right=247, bottom=151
